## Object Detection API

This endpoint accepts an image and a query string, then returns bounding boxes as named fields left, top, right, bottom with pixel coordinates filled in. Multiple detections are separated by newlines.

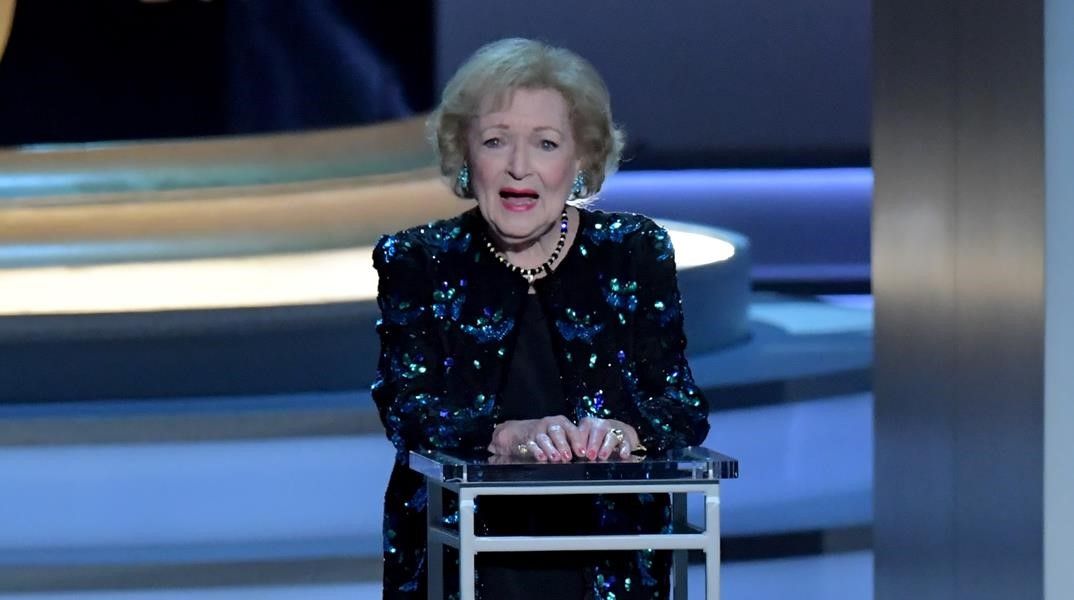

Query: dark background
left=0, top=0, right=435, bottom=144
left=0, top=0, right=869, bottom=168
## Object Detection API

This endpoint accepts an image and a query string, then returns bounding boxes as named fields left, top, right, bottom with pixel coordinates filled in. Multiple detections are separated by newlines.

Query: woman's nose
left=506, top=144, right=529, bottom=179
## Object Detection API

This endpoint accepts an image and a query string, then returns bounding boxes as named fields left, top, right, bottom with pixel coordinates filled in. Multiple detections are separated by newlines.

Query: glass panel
left=409, top=447, right=738, bottom=484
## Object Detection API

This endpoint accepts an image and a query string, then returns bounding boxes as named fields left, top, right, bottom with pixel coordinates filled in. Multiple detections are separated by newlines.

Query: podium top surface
left=408, top=446, right=738, bottom=485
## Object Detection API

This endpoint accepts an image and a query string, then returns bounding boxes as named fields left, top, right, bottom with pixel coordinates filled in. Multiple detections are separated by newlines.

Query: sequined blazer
left=372, top=207, right=710, bottom=598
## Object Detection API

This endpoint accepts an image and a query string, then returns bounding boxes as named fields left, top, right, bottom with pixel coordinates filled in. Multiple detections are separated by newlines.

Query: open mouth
left=499, top=188, right=540, bottom=200
left=499, top=188, right=540, bottom=211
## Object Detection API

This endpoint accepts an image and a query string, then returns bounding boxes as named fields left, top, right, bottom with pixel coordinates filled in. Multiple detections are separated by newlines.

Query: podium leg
left=705, top=487, right=721, bottom=600
left=459, top=489, right=476, bottom=600
left=427, top=482, right=443, bottom=600
left=671, top=492, right=688, bottom=599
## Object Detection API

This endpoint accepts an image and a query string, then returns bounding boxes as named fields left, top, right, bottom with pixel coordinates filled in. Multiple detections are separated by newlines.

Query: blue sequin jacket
left=372, top=207, right=710, bottom=598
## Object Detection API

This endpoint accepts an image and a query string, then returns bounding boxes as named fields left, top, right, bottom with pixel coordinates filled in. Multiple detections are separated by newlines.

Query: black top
left=497, top=292, right=568, bottom=421
left=479, top=293, right=587, bottom=598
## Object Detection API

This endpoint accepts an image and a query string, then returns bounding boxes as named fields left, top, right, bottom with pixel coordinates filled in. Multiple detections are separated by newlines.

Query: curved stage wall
left=0, top=118, right=808, bottom=403
left=0, top=117, right=869, bottom=403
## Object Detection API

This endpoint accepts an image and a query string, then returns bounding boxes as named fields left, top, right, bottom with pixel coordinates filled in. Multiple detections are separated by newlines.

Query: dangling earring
left=456, top=163, right=472, bottom=197
left=569, top=171, right=587, bottom=201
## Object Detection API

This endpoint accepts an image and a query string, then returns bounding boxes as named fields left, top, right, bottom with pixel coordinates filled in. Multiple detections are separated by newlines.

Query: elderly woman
left=372, top=38, right=709, bottom=599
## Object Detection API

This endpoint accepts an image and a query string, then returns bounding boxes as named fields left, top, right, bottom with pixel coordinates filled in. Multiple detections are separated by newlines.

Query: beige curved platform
left=0, top=116, right=747, bottom=377
left=0, top=116, right=462, bottom=250
left=0, top=117, right=470, bottom=315
left=0, top=0, right=13, bottom=64
left=0, top=117, right=744, bottom=349
left=0, top=116, right=750, bottom=406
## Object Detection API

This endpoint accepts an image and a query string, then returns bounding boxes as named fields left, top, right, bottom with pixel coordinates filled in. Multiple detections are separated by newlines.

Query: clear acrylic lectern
left=409, top=447, right=738, bottom=600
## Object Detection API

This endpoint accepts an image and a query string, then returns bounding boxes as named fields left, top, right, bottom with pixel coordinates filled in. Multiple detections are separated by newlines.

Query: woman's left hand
left=576, top=417, right=641, bottom=460
left=488, top=416, right=580, bottom=462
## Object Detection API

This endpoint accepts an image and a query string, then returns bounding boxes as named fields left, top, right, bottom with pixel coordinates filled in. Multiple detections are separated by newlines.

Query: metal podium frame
left=411, top=448, right=736, bottom=600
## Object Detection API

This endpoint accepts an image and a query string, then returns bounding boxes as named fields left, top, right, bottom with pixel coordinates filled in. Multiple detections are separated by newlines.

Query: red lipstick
left=499, top=187, right=540, bottom=212
left=499, top=187, right=539, bottom=198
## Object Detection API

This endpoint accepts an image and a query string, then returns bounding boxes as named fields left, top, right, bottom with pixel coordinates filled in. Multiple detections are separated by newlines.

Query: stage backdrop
left=436, top=0, right=871, bottom=168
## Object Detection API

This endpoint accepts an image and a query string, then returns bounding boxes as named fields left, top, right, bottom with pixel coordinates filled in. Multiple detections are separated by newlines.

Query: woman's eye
left=540, top=140, right=559, bottom=151
left=483, top=138, right=501, bottom=148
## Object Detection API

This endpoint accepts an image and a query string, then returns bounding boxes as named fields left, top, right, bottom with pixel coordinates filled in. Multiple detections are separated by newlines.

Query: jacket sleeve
left=626, top=220, right=711, bottom=451
left=370, top=234, right=495, bottom=459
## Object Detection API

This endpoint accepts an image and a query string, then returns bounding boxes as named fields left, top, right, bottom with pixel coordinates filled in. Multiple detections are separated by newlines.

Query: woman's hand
left=488, top=416, right=581, bottom=462
left=576, top=417, right=641, bottom=460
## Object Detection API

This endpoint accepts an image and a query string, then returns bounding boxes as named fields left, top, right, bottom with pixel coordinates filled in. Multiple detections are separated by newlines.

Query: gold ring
left=632, top=443, right=648, bottom=456
left=516, top=443, right=529, bottom=456
left=610, top=428, right=625, bottom=444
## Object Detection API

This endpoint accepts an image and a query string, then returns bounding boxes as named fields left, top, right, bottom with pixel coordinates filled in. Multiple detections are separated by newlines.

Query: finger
left=586, top=421, right=606, bottom=460
left=526, top=439, right=547, bottom=462
left=598, top=429, right=620, bottom=460
left=609, top=422, right=640, bottom=457
left=534, top=433, right=560, bottom=462
left=618, top=423, right=641, bottom=449
left=572, top=419, right=591, bottom=457
left=546, top=424, right=572, bottom=461
left=513, top=439, right=538, bottom=460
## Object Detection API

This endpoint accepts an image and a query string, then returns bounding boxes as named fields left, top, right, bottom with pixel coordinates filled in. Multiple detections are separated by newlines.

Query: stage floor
left=0, top=293, right=874, bottom=598
left=0, top=552, right=873, bottom=600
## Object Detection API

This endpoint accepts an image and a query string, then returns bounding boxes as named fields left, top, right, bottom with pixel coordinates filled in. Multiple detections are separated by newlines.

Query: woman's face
left=467, top=87, right=580, bottom=246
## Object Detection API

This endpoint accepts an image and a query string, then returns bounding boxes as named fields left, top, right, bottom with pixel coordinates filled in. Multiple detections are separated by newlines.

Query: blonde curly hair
left=428, top=38, right=625, bottom=199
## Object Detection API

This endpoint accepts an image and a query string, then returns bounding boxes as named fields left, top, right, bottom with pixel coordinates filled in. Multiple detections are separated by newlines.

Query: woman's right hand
left=488, top=416, right=581, bottom=462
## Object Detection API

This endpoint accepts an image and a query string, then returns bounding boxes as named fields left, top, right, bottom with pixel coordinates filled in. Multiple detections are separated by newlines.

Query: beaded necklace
left=485, top=209, right=569, bottom=284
